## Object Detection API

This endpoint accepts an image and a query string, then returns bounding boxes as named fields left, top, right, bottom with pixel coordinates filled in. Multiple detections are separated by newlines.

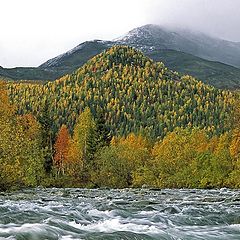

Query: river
left=0, top=188, right=239, bottom=239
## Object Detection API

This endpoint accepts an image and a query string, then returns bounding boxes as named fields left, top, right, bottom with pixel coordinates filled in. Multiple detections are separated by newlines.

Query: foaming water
left=0, top=188, right=240, bottom=239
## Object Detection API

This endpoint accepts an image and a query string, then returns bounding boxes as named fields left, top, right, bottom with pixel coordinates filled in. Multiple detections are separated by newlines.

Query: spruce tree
left=38, top=101, right=54, bottom=173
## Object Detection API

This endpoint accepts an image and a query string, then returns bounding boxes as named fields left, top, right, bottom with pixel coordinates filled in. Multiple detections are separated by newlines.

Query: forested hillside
left=1, top=46, right=239, bottom=190
left=9, top=46, right=233, bottom=139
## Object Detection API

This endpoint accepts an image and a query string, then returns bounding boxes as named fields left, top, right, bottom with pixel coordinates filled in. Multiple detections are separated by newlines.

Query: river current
left=0, top=188, right=240, bottom=239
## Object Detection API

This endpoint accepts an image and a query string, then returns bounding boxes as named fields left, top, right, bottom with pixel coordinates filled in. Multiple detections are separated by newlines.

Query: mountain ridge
left=39, top=40, right=113, bottom=68
left=2, top=24, right=240, bottom=89
left=115, top=24, right=240, bottom=68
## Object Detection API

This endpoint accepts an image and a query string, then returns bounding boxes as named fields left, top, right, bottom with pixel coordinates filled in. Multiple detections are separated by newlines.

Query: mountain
left=2, top=24, right=240, bottom=89
left=0, top=40, right=114, bottom=82
left=39, top=35, right=240, bottom=89
left=9, top=46, right=233, bottom=139
left=116, top=24, right=240, bottom=68
left=40, top=40, right=113, bottom=69
left=2, top=43, right=240, bottom=89
left=149, top=49, right=240, bottom=89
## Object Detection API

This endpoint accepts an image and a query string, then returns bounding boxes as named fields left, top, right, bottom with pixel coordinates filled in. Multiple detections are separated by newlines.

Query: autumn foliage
left=53, top=125, right=71, bottom=175
left=0, top=81, right=44, bottom=190
left=1, top=46, right=240, bottom=190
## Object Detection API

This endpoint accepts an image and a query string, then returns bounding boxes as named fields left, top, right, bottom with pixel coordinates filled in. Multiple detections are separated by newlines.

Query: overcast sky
left=1, top=0, right=240, bottom=67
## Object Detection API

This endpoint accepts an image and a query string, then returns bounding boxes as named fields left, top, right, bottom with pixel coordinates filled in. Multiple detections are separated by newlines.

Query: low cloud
left=147, top=0, right=240, bottom=42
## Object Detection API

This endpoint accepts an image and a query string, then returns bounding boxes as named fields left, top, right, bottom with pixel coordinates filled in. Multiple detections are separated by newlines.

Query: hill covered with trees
left=9, top=46, right=233, bottom=139
left=1, top=46, right=239, bottom=190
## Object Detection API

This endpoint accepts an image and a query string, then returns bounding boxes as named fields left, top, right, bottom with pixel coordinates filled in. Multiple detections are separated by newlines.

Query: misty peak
left=114, top=24, right=240, bottom=68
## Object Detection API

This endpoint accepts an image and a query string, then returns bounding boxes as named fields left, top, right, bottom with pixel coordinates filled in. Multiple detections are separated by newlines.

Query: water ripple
left=0, top=188, right=239, bottom=239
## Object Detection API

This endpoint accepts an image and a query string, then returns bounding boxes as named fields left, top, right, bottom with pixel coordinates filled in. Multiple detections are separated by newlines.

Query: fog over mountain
left=148, top=0, right=240, bottom=42
left=0, top=0, right=240, bottom=67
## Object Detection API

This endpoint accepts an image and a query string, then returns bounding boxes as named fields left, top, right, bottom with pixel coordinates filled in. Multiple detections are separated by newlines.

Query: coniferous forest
left=1, top=46, right=240, bottom=190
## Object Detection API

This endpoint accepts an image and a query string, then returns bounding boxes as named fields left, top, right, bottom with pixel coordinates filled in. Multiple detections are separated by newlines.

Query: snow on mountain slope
left=40, top=40, right=113, bottom=68
left=114, top=24, right=240, bottom=68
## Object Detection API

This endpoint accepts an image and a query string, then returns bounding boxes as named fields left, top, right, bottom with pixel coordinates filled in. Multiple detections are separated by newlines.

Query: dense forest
left=9, top=46, right=233, bottom=138
left=1, top=46, right=240, bottom=190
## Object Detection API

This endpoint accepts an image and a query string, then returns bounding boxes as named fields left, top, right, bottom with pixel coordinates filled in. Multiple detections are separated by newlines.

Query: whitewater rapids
left=0, top=188, right=239, bottom=239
